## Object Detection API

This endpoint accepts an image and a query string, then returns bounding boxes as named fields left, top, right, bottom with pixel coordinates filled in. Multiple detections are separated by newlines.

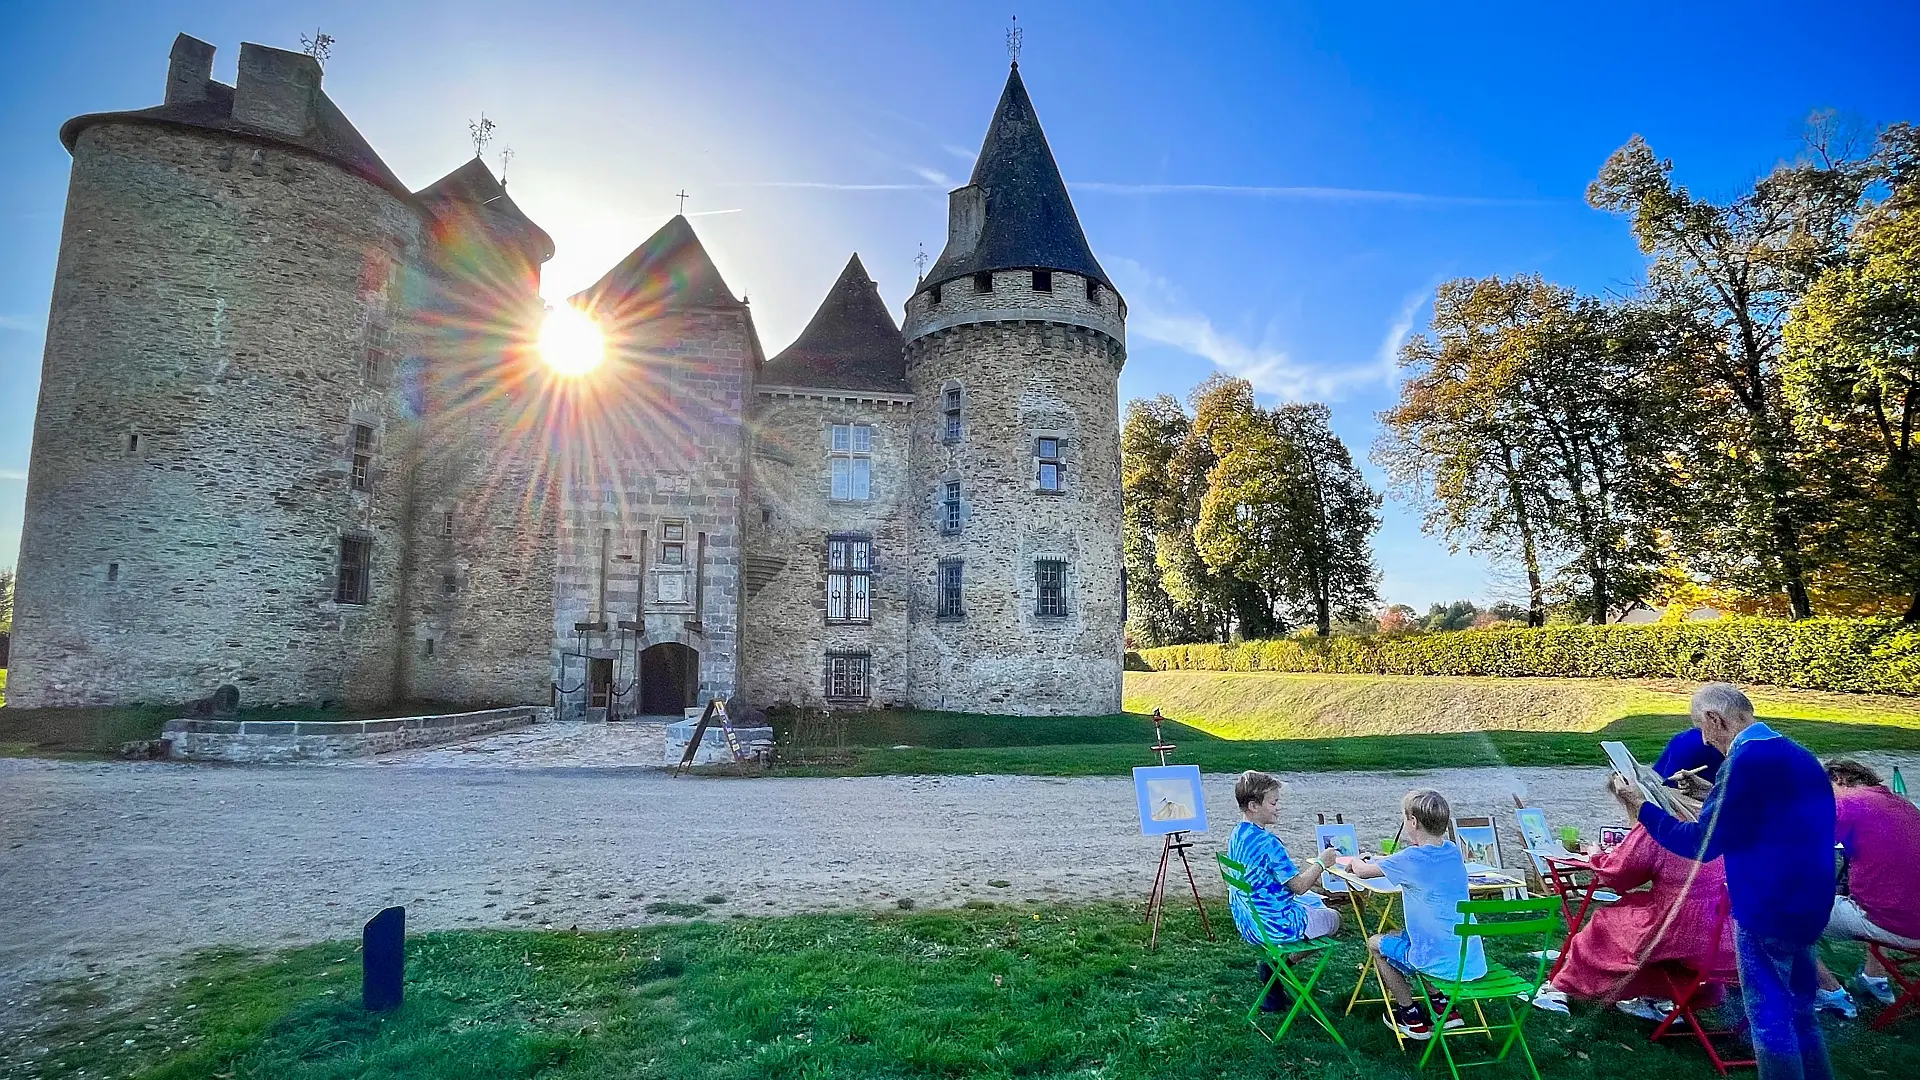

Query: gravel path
left=4, top=744, right=1915, bottom=1039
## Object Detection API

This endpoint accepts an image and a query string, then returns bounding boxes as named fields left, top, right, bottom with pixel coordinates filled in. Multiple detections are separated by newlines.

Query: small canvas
left=1315, top=822, right=1360, bottom=893
left=1133, top=765, right=1207, bottom=836
left=1600, top=826, right=1630, bottom=850
left=1515, top=807, right=1554, bottom=854
left=1454, top=817, right=1501, bottom=869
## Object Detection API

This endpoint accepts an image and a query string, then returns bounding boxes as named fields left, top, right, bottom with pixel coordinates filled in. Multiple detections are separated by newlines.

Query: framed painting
left=1133, top=764, right=1208, bottom=836
left=1453, top=815, right=1501, bottom=869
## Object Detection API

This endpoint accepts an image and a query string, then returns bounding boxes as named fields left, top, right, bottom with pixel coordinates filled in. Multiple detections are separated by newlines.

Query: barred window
left=826, top=535, right=871, bottom=623
left=826, top=652, right=871, bottom=701
left=943, top=386, right=963, bottom=442
left=1036, top=559, right=1067, bottom=617
left=942, top=480, right=962, bottom=533
left=336, top=535, right=372, bottom=604
left=937, top=559, right=964, bottom=618
left=349, top=424, right=374, bottom=491
left=830, top=423, right=872, bottom=501
left=1037, top=437, right=1063, bottom=492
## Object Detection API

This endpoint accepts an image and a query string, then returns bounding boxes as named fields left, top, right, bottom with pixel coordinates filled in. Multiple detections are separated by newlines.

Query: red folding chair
left=1866, top=943, right=1920, bottom=1031
left=1650, top=890, right=1753, bottom=1075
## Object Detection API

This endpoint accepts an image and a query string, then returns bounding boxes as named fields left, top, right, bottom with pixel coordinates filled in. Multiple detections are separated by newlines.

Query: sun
left=538, top=303, right=605, bottom=376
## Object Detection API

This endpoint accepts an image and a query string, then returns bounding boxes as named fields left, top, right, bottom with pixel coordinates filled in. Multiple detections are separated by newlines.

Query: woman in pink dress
left=1529, top=822, right=1736, bottom=1018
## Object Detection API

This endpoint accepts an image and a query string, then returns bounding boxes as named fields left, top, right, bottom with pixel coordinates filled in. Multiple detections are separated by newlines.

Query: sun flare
left=538, top=304, right=605, bottom=376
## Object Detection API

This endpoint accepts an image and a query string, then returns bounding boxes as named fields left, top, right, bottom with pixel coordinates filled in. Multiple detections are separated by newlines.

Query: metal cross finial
left=300, top=28, right=334, bottom=67
left=914, top=243, right=929, bottom=281
left=676, top=189, right=690, bottom=214
left=469, top=114, right=495, bottom=160
left=1006, top=15, right=1022, bottom=66
left=498, top=145, right=515, bottom=187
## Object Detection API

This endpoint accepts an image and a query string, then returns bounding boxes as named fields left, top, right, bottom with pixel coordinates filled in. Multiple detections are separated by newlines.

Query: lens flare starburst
left=538, top=303, right=606, bottom=376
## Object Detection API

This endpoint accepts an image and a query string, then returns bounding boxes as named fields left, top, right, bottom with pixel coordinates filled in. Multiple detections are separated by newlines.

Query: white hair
left=1691, top=682, right=1755, bottom=723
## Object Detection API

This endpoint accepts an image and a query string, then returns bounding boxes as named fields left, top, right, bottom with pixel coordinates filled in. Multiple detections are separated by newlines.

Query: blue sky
left=3, top=1, right=1917, bottom=609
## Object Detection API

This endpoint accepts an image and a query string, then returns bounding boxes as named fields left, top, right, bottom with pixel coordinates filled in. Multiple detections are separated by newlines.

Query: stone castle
left=7, top=34, right=1127, bottom=718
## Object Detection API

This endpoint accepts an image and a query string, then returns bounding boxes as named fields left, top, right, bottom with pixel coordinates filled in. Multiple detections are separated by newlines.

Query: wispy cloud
left=1376, top=287, right=1431, bottom=384
left=0, top=468, right=28, bottom=482
left=942, top=143, right=977, bottom=164
left=721, top=181, right=941, bottom=191
left=0, top=314, right=43, bottom=334
left=909, top=165, right=956, bottom=188
left=1070, top=182, right=1552, bottom=207
left=1111, top=257, right=1404, bottom=402
left=686, top=208, right=744, bottom=218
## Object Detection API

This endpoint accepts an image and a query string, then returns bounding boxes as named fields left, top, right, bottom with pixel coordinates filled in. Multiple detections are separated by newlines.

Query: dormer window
left=973, top=271, right=993, bottom=294
left=1033, top=270, right=1052, bottom=292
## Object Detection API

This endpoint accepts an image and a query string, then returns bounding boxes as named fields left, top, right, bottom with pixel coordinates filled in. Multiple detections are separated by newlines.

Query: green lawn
left=768, top=672, right=1920, bottom=777
left=22, top=903, right=1916, bottom=1080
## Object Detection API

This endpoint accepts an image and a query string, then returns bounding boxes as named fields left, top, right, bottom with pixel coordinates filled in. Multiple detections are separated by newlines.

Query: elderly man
left=1608, top=683, right=1836, bottom=1080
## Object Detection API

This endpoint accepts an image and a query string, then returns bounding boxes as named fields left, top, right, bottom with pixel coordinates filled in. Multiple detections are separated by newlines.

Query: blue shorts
left=1377, top=932, right=1417, bottom=976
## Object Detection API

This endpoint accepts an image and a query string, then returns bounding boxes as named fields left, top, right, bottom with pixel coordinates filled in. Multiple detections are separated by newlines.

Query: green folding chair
left=1215, top=853, right=1348, bottom=1048
left=1414, top=896, right=1559, bottom=1080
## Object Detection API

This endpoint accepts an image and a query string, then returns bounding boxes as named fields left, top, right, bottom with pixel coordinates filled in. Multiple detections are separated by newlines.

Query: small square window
left=663, top=522, right=686, bottom=542
left=929, top=283, right=942, bottom=306
left=1033, top=270, right=1052, bottom=292
left=826, top=652, right=871, bottom=701
left=442, top=572, right=458, bottom=596
left=107, top=561, right=120, bottom=583
left=831, top=424, right=851, bottom=452
left=662, top=542, right=685, bottom=566
left=1087, top=279, right=1102, bottom=303
left=973, top=271, right=993, bottom=294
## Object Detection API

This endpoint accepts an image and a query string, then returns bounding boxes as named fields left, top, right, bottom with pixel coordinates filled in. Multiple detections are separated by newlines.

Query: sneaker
left=1814, top=986, right=1858, bottom=1019
left=1525, top=983, right=1571, bottom=1015
left=1428, top=992, right=1467, bottom=1030
left=1856, top=973, right=1896, bottom=1007
left=1615, top=997, right=1670, bottom=1023
left=1386, top=1003, right=1434, bottom=1040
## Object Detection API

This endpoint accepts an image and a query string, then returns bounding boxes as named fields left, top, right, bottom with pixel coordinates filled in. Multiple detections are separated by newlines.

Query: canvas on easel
left=1315, top=821, right=1359, bottom=892
left=1453, top=815, right=1502, bottom=870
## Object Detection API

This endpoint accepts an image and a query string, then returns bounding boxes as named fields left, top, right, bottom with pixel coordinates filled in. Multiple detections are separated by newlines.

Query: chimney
left=232, top=42, right=321, bottom=138
left=946, top=185, right=986, bottom=259
left=164, top=34, right=215, bottom=105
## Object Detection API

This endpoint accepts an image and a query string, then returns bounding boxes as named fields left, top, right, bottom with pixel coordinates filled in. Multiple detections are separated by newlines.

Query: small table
left=1536, top=851, right=1618, bottom=979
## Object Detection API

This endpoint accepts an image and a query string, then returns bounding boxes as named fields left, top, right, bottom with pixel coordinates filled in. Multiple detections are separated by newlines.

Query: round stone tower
left=902, top=62, right=1127, bottom=716
left=7, top=36, right=429, bottom=708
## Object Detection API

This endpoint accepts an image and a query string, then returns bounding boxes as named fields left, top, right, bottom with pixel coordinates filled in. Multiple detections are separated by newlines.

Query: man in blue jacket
left=1608, top=682, right=1835, bottom=1080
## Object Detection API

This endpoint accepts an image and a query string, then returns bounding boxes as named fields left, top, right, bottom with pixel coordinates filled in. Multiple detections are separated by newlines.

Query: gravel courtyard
left=4, top=736, right=1915, bottom=1039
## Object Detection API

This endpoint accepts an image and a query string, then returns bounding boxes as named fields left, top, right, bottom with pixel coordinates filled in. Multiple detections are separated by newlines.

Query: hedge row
left=1134, top=618, right=1920, bottom=696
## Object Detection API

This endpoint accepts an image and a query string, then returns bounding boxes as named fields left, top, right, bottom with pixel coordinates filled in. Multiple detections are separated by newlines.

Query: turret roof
left=922, top=63, right=1111, bottom=291
left=413, top=158, right=556, bottom=263
left=760, top=254, right=906, bottom=393
left=572, top=215, right=745, bottom=320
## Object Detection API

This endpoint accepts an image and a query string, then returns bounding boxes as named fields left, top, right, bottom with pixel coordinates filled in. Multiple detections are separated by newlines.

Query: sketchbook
left=1600, top=740, right=1678, bottom=816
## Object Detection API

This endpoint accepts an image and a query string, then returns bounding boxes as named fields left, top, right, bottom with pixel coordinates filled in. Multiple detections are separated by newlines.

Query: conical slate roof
left=572, top=215, right=744, bottom=319
left=413, top=157, right=555, bottom=262
left=923, top=63, right=1111, bottom=290
left=760, top=254, right=906, bottom=392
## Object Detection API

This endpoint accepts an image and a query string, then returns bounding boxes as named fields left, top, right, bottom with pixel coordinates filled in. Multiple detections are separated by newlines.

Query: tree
left=1378, top=604, right=1418, bottom=635
left=1121, top=396, right=1196, bottom=646
left=0, top=567, right=12, bottom=632
left=1588, top=121, right=1878, bottom=617
left=1785, top=124, right=1920, bottom=617
left=1421, top=600, right=1480, bottom=632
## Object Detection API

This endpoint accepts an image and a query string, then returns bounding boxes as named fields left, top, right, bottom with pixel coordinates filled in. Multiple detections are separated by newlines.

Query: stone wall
left=904, top=268, right=1125, bottom=344
left=903, top=314, right=1127, bottom=715
left=163, top=705, right=547, bottom=762
left=549, top=310, right=756, bottom=719
left=9, top=122, right=422, bottom=709
left=741, top=390, right=913, bottom=708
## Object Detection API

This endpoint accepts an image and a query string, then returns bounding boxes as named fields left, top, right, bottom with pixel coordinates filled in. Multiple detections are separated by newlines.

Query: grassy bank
left=20, top=903, right=1914, bottom=1080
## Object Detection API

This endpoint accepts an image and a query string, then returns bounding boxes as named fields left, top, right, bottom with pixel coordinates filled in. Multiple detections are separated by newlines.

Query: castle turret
left=901, top=63, right=1127, bottom=715
left=8, top=36, right=426, bottom=708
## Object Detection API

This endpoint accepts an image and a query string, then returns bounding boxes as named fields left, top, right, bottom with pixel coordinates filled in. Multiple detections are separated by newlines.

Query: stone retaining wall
left=163, top=706, right=548, bottom=763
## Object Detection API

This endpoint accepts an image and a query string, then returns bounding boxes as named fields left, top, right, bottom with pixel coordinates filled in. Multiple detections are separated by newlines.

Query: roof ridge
left=572, top=215, right=744, bottom=317
left=760, top=252, right=906, bottom=393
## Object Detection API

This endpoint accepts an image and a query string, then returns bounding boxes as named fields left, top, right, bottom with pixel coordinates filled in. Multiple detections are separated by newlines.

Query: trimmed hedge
left=1135, top=618, right=1920, bottom=696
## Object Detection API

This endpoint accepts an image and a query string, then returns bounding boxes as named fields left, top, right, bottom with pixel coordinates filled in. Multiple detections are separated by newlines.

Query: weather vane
left=676, top=189, right=690, bottom=214
left=915, top=242, right=929, bottom=281
left=300, top=27, right=334, bottom=67
left=1007, top=15, right=1022, bottom=66
left=498, top=145, right=514, bottom=187
left=469, top=114, right=495, bottom=160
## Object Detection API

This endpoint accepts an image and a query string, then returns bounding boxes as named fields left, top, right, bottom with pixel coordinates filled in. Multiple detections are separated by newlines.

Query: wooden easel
left=672, top=699, right=723, bottom=776
left=1143, top=709, right=1214, bottom=949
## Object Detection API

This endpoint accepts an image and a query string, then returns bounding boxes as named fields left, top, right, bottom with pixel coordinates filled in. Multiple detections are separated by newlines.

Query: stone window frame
left=825, top=533, right=873, bottom=625
left=825, top=650, right=872, bottom=703
left=348, top=422, right=375, bottom=492
left=941, top=479, right=963, bottom=534
left=829, top=423, right=873, bottom=502
left=441, top=571, right=459, bottom=597
left=1034, top=558, right=1069, bottom=619
left=1033, top=432, right=1068, bottom=495
left=936, top=558, right=965, bottom=620
left=942, top=383, right=964, bottom=444
left=654, top=520, right=693, bottom=605
left=972, top=271, right=993, bottom=294
left=1032, top=269, right=1053, bottom=293
left=335, top=533, right=373, bottom=605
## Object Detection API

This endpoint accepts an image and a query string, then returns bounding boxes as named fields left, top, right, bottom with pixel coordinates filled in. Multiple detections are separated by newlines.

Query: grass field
left=20, top=903, right=1914, bottom=1080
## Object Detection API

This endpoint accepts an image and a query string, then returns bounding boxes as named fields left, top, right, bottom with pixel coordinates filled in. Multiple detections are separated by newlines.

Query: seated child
left=1347, top=789, right=1487, bottom=1040
left=1228, top=771, right=1343, bottom=1009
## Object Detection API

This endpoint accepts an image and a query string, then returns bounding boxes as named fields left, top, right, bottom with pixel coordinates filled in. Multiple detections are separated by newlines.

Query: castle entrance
left=638, top=642, right=698, bottom=716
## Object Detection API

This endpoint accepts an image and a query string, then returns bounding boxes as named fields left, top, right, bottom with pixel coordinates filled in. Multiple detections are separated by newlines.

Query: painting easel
left=672, top=698, right=724, bottom=776
left=1143, top=709, right=1214, bottom=949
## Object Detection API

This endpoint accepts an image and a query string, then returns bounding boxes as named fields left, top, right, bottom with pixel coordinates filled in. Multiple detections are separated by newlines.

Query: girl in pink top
left=1531, top=823, right=1736, bottom=1014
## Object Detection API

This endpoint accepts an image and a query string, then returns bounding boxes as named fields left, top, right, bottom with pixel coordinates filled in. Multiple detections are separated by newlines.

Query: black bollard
left=363, top=906, right=405, bottom=1012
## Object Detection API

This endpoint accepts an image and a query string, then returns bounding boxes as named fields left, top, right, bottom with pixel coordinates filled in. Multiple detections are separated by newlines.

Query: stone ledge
left=163, top=706, right=551, bottom=763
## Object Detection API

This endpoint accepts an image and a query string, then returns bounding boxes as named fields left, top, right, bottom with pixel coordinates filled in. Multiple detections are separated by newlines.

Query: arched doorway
left=639, top=642, right=698, bottom=716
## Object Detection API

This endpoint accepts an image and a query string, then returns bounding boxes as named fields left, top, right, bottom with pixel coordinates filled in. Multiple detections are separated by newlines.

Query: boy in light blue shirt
left=1348, top=788, right=1487, bottom=1040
